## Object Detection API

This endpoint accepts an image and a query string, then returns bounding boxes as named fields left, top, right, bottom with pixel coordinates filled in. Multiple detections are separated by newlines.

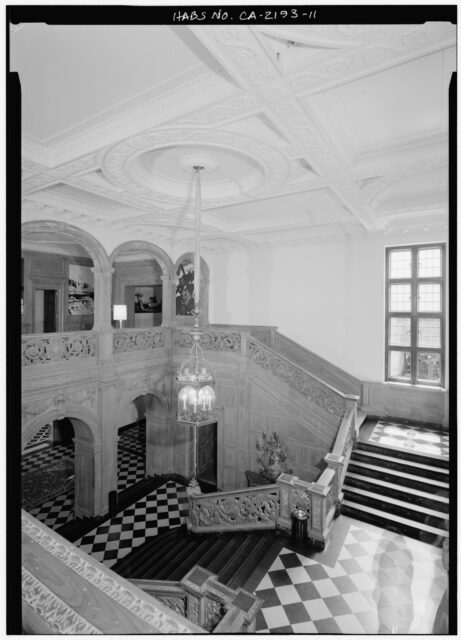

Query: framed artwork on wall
left=134, top=285, right=162, bottom=314
left=176, top=259, right=195, bottom=316
left=68, top=264, right=94, bottom=315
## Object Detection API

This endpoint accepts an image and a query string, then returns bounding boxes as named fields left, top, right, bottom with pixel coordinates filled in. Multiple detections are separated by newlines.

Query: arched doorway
left=110, top=241, right=176, bottom=327
left=21, top=220, right=109, bottom=335
left=117, top=396, right=147, bottom=492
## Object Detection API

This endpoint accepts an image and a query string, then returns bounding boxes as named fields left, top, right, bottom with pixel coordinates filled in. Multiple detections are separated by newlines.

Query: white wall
left=208, top=229, right=449, bottom=384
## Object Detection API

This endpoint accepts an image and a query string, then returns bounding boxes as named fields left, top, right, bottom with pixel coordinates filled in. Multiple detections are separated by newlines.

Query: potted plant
left=256, top=432, right=292, bottom=481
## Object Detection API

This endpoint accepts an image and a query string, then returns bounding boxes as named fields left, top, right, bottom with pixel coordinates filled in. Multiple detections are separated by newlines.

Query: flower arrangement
left=256, top=432, right=292, bottom=481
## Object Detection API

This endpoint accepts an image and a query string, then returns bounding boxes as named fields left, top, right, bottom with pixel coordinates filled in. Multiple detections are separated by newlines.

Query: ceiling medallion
left=102, top=127, right=290, bottom=206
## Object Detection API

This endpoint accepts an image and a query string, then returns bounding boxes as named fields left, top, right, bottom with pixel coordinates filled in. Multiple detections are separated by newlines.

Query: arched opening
left=117, top=396, right=147, bottom=492
left=21, top=414, right=98, bottom=527
left=21, top=221, right=109, bottom=335
left=110, top=241, right=176, bottom=327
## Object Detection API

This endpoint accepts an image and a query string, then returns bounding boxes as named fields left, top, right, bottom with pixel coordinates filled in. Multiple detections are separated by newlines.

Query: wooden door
left=197, top=422, right=217, bottom=487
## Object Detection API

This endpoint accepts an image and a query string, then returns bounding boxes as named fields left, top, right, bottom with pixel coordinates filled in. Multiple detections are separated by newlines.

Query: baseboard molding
left=361, top=382, right=448, bottom=427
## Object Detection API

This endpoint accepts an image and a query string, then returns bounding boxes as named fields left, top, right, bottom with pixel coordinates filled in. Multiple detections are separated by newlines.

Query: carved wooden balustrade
left=188, top=393, right=359, bottom=547
left=174, top=327, right=242, bottom=352
left=22, top=331, right=96, bottom=366
left=323, top=399, right=359, bottom=510
left=22, top=511, right=204, bottom=635
left=188, top=484, right=280, bottom=533
left=269, top=330, right=362, bottom=397
left=247, top=336, right=347, bottom=420
left=132, top=566, right=262, bottom=633
left=113, top=327, right=166, bottom=353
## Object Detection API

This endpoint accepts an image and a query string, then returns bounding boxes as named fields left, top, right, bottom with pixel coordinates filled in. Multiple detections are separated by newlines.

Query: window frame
left=385, top=243, right=446, bottom=388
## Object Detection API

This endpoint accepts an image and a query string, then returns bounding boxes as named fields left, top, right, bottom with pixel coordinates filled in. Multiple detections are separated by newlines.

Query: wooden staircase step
left=347, top=461, right=449, bottom=493
left=356, top=441, right=449, bottom=468
left=345, top=473, right=449, bottom=511
left=351, top=450, right=449, bottom=481
left=343, top=485, right=449, bottom=524
left=342, top=500, right=447, bottom=546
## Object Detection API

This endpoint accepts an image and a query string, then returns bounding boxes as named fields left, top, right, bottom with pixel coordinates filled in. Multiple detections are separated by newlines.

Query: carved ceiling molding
left=191, top=26, right=376, bottom=231
left=289, top=22, right=455, bottom=96
left=22, top=152, right=98, bottom=195
left=21, top=70, right=236, bottom=167
left=177, top=91, right=263, bottom=127
left=363, top=155, right=448, bottom=205
left=102, top=126, right=290, bottom=206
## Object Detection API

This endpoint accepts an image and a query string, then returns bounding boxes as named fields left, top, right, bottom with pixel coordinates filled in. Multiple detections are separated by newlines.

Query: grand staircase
left=342, top=440, right=449, bottom=546
left=113, top=525, right=278, bottom=589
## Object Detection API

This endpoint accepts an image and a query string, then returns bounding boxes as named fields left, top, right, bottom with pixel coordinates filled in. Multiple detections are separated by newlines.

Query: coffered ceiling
left=11, top=21, right=455, bottom=253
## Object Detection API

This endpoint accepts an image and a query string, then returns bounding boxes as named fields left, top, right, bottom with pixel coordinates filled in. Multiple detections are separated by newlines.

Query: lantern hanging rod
left=193, top=166, right=204, bottom=314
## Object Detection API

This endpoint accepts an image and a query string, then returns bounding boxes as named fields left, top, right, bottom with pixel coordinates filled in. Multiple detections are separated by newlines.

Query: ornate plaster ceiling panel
left=13, top=21, right=455, bottom=250
left=305, top=49, right=452, bottom=156
left=10, top=24, right=217, bottom=142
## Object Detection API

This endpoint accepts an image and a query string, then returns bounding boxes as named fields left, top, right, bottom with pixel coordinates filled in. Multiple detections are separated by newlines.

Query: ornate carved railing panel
left=132, top=566, right=262, bottom=634
left=22, top=511, right=203, bottom=635
left=174, top=328, right=241, bottom=352
left=188, top=485, right=279, bottom=533
left=248, top=337, right=346, bottom=419
left=22, top=331, right=96, bottom=366
left=113, top=327, right=165, bottom=353
left=271, top=330, right=362, bottom=397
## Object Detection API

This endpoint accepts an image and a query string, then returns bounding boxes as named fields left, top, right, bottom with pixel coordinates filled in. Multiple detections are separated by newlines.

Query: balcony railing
left=22, top=331, right=96, bottom=366
left=113, top=327, right=165, bottom=353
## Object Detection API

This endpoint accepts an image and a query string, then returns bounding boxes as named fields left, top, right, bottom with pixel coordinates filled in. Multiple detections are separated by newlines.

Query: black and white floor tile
left=370, top=421, right=449, bottom=459
left=117, top=446, right=145, bottom=492
left=23, top=424, right=50, bottom=453
left=254, top=519, right=447, bottom=634
left=23, top=422, right=148, bottom=528
left=74, top=481, right=189, bottom=567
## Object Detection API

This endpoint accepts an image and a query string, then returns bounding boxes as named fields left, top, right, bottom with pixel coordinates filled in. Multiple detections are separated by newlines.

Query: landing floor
left=358, top=418, right=449, bottom=459
left=252, top=515, right=447, bottom=634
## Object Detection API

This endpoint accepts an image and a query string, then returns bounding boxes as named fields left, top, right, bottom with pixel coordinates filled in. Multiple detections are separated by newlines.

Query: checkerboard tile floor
left=23, top=424, right=50, bottom=452
left=255, top=520, right=447, bottom=634
left=22, top=442, right=74, bottom=474
left=117, top=446, right=145, bottom=492
left=370, top=421, right=449, bottom=459
left=28, top=490, right=75, bottom=529
left=74, top=481, right=189, bottom=568
left=23, top=422, right=148, bottom=527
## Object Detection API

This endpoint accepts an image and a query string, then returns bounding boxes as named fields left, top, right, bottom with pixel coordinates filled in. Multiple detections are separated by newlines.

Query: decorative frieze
left=22, top=332, right=96, bottom=366
left=175, top=328, right=241, bottom=352
left=22, top=512, right=193, bottom=634
left=113, top=328, right=165, bottom=353
left=248, top=338, right=345, bottom=419
left=22, top=568, right=100, bottom=635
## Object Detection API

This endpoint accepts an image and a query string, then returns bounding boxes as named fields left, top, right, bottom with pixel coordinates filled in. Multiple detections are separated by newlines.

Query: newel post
left=308, top=468, right=335, bottom=549
left=276, top=473, right=298, bottom=532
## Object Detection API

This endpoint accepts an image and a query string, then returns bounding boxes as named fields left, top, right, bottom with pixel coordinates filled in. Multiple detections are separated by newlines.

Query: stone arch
left=22, top=404, right=103, bottom=518
left=22, top=403, right=100, bottom=453
left=175, top=252, right=210, bottom=324
left=110, top=241, right=176, bottom=325
left=22, top=219, right=111, bottom=330
left=22, top=219, right=110, bottom=270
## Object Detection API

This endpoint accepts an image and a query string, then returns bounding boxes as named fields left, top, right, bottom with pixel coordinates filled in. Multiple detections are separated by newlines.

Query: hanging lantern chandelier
left=176, top=166, right=216, bottom=430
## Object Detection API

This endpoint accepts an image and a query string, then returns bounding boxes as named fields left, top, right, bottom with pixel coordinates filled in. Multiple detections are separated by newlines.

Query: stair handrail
left=271, top=329, right=362, bottom=397
left=21, top=510, right=204, bottom=635
left=209, top=323, right=361, bottom=397
left=131, top=566, right=262, bottom=633
left=188, top=394, right=359, bottom=548
left=247, top=335, right=348, bottom=420
left=322, top=401, right=359, bottom=514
